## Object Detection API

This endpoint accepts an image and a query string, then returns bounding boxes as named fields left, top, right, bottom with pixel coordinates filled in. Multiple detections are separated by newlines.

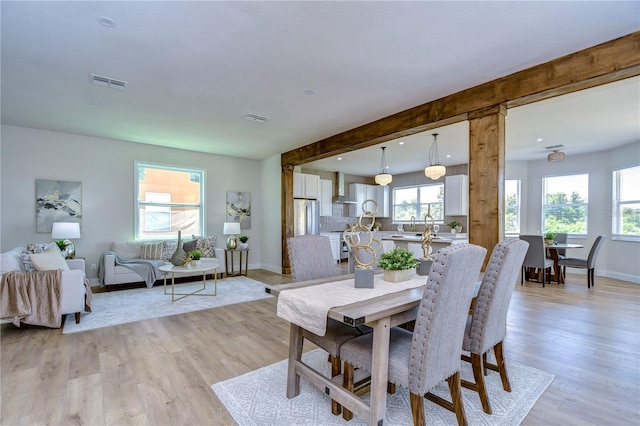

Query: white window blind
left=612, top=165, right=640, bottom=240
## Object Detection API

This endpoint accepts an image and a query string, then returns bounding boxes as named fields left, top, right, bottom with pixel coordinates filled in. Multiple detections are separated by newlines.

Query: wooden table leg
left=286, top=324, right=304, bottom=399
left=369, top=316, right=391, bottom=425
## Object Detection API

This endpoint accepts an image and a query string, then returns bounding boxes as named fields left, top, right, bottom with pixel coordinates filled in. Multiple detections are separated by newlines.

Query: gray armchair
left=461, top=239, right=529, bottom=414
left=340, top=244, right=487, bottom=425
left=558, top=235, right=606, bottom=288
left=286, top=234, right=364, bottom=415
left=519, top=235, right=554, bottom=287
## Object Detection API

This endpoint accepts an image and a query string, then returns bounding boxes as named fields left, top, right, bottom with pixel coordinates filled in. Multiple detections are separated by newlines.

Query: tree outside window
left=542, top=174, right=588, bottom=235
left=393, top=183, right=444, bottom=222
left=505, top=180, right=521, bottom=234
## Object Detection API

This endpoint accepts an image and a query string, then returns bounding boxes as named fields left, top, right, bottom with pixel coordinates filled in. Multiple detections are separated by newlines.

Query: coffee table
left=159, top=259, right=219, bottom=302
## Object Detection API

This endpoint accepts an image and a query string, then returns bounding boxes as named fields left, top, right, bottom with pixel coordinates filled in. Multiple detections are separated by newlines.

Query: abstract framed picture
left=226, top=191, right=251, bottom=229
left=36, top=179, right=82, bottom=233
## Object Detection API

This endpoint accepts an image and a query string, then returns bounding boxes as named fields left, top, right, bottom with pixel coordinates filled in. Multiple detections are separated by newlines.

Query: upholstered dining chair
left=340, top=243, right=487, bottom=425
left=461, top=238, right=529, bottom=415
left=519, top=235, right=554, bottom=287
left=554, top=232, right=568, bottom=258
left=558, top=235, right=606, bottom=288
left=286, top=234, right=366, bottom=415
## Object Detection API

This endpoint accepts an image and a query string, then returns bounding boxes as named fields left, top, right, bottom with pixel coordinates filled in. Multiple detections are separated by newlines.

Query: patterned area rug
left=62, top=276, right=272, bottom=334
left=212, top=348, right=554, bottom=425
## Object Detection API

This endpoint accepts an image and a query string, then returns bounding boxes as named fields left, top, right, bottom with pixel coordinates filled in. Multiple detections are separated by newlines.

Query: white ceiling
left=2, top=1, right=639, bottom=174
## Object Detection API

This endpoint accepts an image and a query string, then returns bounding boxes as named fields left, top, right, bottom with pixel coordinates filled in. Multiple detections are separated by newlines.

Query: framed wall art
left=36, top=179, right=82, bottom=233
left=226, top=191, right=251, bottom=229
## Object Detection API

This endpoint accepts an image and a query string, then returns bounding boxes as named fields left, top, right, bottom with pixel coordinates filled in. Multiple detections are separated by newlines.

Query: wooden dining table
left=545, top=242, right=584, bottom=283
left=268, top=273, right=428, bottom=426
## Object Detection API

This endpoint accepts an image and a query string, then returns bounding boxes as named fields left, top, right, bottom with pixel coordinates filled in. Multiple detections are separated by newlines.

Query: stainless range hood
left=333, top=172, right=357, bottom=204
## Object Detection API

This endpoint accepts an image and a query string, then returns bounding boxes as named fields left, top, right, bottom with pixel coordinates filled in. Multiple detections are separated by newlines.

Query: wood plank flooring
left=1, top=271, right=638, bottom=425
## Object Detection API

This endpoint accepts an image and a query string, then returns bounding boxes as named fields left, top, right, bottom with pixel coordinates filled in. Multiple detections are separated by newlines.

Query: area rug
left=212, top=348, right=554, bottom=425
left=62, top=276, right=272, bottom=334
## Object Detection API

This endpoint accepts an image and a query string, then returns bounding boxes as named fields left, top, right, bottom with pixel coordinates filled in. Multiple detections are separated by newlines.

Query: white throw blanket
left=277, top=274, right=426, bottom=336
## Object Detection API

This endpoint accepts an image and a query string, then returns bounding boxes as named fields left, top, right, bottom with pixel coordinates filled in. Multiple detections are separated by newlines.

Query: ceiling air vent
left=243, top=114, right=269, bottom=123
left=90, top=74, right=127, bottom=90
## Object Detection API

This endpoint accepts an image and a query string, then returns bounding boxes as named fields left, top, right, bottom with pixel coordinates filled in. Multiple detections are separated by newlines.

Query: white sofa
left=1, top=247, right=88, bottom=324
left=101, top=240, right=226, bottom=287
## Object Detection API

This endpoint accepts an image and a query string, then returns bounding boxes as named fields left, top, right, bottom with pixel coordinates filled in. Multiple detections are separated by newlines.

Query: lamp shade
left=223, top=222, right=241, bottom=235
left=374, top=173, right=392, bottom=186
left=51, top=222, right=81, bottom=239
left=424, top=133, right=446, bottom=180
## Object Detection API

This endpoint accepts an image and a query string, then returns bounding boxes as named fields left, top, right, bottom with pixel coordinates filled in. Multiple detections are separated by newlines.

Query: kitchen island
left=380, top=233, right=468, bottom=258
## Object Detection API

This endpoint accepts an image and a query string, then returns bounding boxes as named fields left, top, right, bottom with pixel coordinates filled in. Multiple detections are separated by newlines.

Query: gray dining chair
left=286, top=235, right=367, bottom=415
left=519, top=235, right=554, bottom=287
left=340, top=243, right=487, bottom=425
left=461, top=239, right=529, bottom=414
left=554, top=232, right=568, bottom=258
left=558, top=235, right=606, bottom=288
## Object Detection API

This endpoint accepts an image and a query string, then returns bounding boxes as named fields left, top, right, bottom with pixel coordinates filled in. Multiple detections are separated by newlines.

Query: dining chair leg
left=330, top=355, right=342, bottom=415
left=466, top=353, right=491, bottom=414
left=494, top=341, right=511, bottom=392
left=482, top=352, right=488, bottom=376
left=342, top=362, right=355, bottom=421
left=448, top=372, right=468, bottom=426
left=410, top=392, right=426, bottom=426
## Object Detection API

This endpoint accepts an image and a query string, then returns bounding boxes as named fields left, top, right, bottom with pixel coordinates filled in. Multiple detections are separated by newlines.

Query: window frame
left=612, top=164, right=640, bottom=242
left=134, top=161, right=206, bottom=240
left=542, top=173, right=589, bottom=236
left=392, top=182, right=444, bottom=223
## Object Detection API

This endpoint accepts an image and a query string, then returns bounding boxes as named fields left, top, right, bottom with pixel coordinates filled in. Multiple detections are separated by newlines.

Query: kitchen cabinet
left=348, top=183, right=389, bottom=218
left=319, top=179, right=333, bottom=217
left=293, top=173, right=320, bottom=199
left=445, top=174, right=468, bottom=216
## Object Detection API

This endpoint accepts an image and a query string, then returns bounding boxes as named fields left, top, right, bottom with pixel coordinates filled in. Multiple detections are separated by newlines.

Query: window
left=393, top=183, right=444, bottom=222
left=505, top=179, right=521, bottom=234
left=612, top=165, right=640, bottom=240
left=542, top=173, right=588, bottom=235
left=135, top=162, right=205, bottom=239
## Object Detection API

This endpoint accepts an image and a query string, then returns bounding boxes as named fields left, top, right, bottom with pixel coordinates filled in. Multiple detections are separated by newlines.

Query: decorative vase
left=545, top=239, right=554, bottom=245
left=383, top=269, right=414, bottom=283
left=170, top=231, right=187, bottom=266
left=61, top=243, right=76, bottom=260
left=240, top=242, right=249, bottom=250
left=416, top=259, right=433, bottom=276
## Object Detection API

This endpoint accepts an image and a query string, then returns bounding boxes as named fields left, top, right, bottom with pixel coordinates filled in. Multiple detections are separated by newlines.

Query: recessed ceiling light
left=398, top=141, right=405, bottom=145
left=337, top=157, right=343, bottom=161
left=446, top=154, right=451, bottom=158
left=537, top=138, right=543, bottom=142
left=97, top=17, right=116, bottom=28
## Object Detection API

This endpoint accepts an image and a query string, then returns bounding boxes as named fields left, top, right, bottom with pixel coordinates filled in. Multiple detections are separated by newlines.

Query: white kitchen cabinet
left=445, top=175, right=469, bottom=216
left=293, top=173, right=320, bottom=199
left=319, top=179, right=333, bottom=217
left=348, top=183, right=389, bottom=218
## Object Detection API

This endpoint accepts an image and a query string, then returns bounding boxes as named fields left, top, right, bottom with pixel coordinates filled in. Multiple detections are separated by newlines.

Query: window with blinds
left=612, top=165, right=640, bottom=241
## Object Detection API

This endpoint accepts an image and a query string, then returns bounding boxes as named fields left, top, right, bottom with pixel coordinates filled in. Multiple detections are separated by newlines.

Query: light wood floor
left=1, top=271, right=638, bottom=425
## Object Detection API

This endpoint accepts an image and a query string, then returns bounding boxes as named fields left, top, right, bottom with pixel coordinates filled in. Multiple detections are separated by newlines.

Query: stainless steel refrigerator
left=293, top=199, right=320, bottom=236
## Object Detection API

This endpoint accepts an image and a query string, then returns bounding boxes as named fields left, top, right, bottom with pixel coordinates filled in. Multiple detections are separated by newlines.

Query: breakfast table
left=545, top=242, right=584, bottom=283
left=269, top=273, right=428, bottom=426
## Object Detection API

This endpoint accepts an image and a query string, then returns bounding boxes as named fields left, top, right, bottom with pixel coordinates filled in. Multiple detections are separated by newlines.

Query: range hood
left=333, top=172, right=357, bottom=204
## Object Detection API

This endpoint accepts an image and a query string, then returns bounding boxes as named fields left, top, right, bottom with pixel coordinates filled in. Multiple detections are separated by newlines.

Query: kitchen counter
left=380, top=232, right=468, bottom=259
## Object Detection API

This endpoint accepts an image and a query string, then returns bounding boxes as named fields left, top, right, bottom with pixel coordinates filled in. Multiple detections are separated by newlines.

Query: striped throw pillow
left=141, top=241, right=164, bottom=260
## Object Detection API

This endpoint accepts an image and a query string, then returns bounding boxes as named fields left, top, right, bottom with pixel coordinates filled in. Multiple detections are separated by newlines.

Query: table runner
left=277, top=274, right=426, bottom=336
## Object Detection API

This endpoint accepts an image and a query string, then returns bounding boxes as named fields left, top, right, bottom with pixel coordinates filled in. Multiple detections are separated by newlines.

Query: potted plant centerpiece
left=544, top=232, right=555, bottom=245
left=238, top=235, right=249, bottom=249
left=378, top=247, right=418, bottom=283
left=190, top=250, right=201, bottom=265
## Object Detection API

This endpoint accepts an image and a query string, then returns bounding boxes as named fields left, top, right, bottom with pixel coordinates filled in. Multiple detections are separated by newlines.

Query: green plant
left=544, top=232, right=555, bottom=240
left=55, top=240, right=70, bottom=250
left=239, top=235, right=249, bottom=243
left=378, top=247, right=418, bottom=271
left=190, top=250, right=201, bottom=260
left=447, top=220, right=461, bottom=229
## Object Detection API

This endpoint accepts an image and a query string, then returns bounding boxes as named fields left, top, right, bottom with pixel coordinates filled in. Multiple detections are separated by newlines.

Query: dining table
left=545, top=242, right=584, bottom=283
left=268, top=273, right=429, bottom=426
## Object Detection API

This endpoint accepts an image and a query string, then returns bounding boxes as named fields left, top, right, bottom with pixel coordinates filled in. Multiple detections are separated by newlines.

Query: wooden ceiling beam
left=282, top=31, right=640, bottom=166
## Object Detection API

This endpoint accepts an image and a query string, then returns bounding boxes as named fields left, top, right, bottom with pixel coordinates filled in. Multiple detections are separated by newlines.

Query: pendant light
left=424, top=133, right=446, bottom=180
left=547, top=149, right=566, bottom=162
left=374, top=146, right=392, bottom=186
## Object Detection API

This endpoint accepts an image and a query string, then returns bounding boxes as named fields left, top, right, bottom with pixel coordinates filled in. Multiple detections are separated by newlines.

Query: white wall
left=524, top=142, right=640, bottom=283
left=1, top=125, right=263, bottom=278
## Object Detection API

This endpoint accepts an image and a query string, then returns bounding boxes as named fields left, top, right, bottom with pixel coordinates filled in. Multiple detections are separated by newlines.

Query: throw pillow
left=141, top=241, right=164, bottom=260
left=194, top=235, right=217, bottom=257
left=29, top=247, right=70, bottom=271
left=183, top=236, right=199, bottom=253
left=161, top=240, right=178, bottom=262
left=21, top=243, right=58, bottom=271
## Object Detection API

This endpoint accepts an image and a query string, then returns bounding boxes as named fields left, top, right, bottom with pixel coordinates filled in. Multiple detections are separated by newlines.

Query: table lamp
left=51, top=222, right=81, bottom=259
left=223, top=222, right=241, bottom=249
